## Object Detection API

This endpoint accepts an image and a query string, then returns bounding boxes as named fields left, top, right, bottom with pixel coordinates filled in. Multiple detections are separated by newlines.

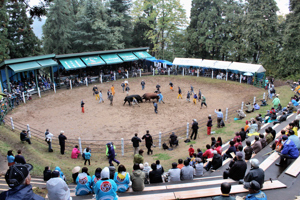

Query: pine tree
left=7, top=0, right=42, bottom=59
left=0, top=0, right=10, bottom=62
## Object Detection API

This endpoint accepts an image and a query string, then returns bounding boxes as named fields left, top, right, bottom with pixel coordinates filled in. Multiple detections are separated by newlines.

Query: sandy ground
left=8, top=76, right=261, bottom=141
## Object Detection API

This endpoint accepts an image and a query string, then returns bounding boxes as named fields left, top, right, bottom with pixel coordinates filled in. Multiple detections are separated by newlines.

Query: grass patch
left=186, top=140, right=196, bottom=145
left=153, top=153, right=172, bottom=160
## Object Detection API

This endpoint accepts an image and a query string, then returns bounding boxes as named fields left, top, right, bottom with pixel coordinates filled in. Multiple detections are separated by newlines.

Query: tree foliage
left=0, top=0, right=10, bottom=62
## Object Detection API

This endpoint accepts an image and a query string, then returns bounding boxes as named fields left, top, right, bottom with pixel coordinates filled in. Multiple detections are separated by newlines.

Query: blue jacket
left=7, top=155, right=15, bottom=163
left=91, top=175, right=101, bottom=190
left=76, top=173, right=92, bottom=196
left=113, top=172, right=130, bottom=192
left=84, top=152, right=91, bottom=159
left=55, top=166, right=65, bottom=180
left=245, top=190, right=267, bottom=200
left=94, top=179, right=118, bottom=200
left=291, top=99, right=299, bottom=107
left=0, top=184, right=44, bottom=200
left=281, top=139, right=299, bottom=159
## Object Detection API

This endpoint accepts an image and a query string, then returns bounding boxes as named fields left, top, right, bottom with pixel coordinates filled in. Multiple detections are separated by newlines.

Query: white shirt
left=47, top=177, right=71, bottom=200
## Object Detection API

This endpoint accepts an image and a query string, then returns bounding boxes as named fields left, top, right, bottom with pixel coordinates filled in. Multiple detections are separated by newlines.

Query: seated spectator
left=114, top=164, right=130, bottom=192
left=169, top=132, right=178, bottom=147
left=156, top=160, right=164, bottom=172
left=130, top=163, right=145, bottom=191
left=265, top=129, right=274, bottom=145
left=91, top=168, right=102, bottom=190
left=194, top=158, right=204, bottom=176
left=72, top=166, right=81, bottom=183
left=202, top=144, right=214, bottom=162
left=288, top=122, right=298, bottom=136
left=223, top=141, right=236, bottom=160
left=295, top=109, right=300, bottom=121
left=7, top=150, right=15, bottom=167
left=71, top=145, right=80, bottom=159
left=239, top=128, right=247, bottom=141
left=288, top=130, right=300, bottom=150
left=276, top=135, right=299, bottom=166
left=55, top=166, right=66, bottom=181
left=244, top=180, right=267, bottom=200
left=214, top=143, right=222, bottom=155
left=291, top=97, right=299, bottom=107
left=196, top=148, right=203, bottom=158
left=133, top=149, right=144, bottom=164
left=244, top=140, right=253, bottom=160
left=276, top=103, right=283, bottom=113
left=267, top=126, right=276, bottom=140
left=273, top=112, right=287, bottom=125
left=180, top=160, right=194, bottom=180
left=211, top=137, right=216, bottom=148
left=260, top=99, right=267, bottom=106
left=234, top=138, right=242, bottom=149
left=223, top=152, right=247, bottom=181
left=188, top=145, right=195, bottom=157
left=244, top=121, right=250, bottom=133
left=249, top=121, right=258, bottom=133
left=14, top=150, right=26, bottom=164
left=253, top=103, right=260, bottom=110
left=43, top=166, right=52, bottom=181
left=252, top=136, right=262, bottom=154
left=268, top=112, right=277, bottom=123
left=206, top=150, right=222, bottom=171
left=75, top=167, right=92, bottom=196
left=236, top=109, right=246, bottom=120
left=287, top=102, right=297, bottom=114
left=167, top=162, right=181, bottom=182
left=259, top=134, right=267, bottom=148
left=177, top=159, right=184, bottom=169
left=109, top=163, right=116, bottom=179
left=237, top=145, right=245, bottom=160
left=212, top=182, right=236, bottom=200
left=243, top=159, right=264, bottom=188
left=149, top=163, right=163, bottom=183
left=217, top=137, right=223, bottom=146
left=0, top=163, right=44, bottom=200
left=47, top=170, right=71, bottom=200
left=256, top=117, right=262, bottom=131
left=256, top=114, right=263, bottom=122
left=143, top=162, right=151, bottom=177
left=233, top=132, right=241, bottom=143
left=245, top=102, right=254, bottom=113
left=20, top=130, right=31, bottom=144
left=94, top=167, right=117, bottom=200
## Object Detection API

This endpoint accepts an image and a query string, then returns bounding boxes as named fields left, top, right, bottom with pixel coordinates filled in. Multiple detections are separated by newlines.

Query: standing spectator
left=177, top=87, right=182, bottom=99
left=98, top=90, right=104, bottom=103
left=188, top=145, right=195, bottom=157
left=169, top=82, right=174, bottom=91
left=142, top=130, right=153, bottom=155
left=84, top=148, right=91, bottom=165
left=114, top=164, right=130, bottom=192
left=169, top=132, right=178, bottom=147
left=223, top=152, right=247, bottom=181
left=244, top=181, right=267, bottom=200
left=76, top=167, right=92, bottom=196
left=121, top=82, right=125, bottom=93
left=191, top=119, right=199, bottom=140
left=15, top=150, right=26, bottom=164
left=47, top=171, right=71, bottom=200
left=131, top=133, right=142, bottom=155
left=244, top=140, right=253, bottom=161
left=7, top=150, right=15, bottom=167
left=272, top=95, right=280, bottom=109
left=45, top=129, right=53, bottom=152
left=81, top=100, right=85, bottom=113
left=201, top=95, right=207, bottom=108
left=20, top=130, right=31, bottom=144
left=58, top=131, right=67, bottom=155
left=141, top=80, right=145, bottom=90
left=130, top=163, right=145, bottom=192
left=111, top=85, right=115, bottom=96
left=94, top=167, right=117, bottom=200
left=198, top=89, right=202, bottom=102
left=244, top=159, right=265, bottom=188
left=71, top=145, right=80, bottom=159
left=167, top=162, right=181, bottom=182
left=253, top=136, right=262, bottom=154
left=43, top=166, right=52, bottom=181
left=133, top=149, right=144, bottom=164
left=107, top=143, right=120, bottom=166
left=0, top=163, right=44, bottom=200
left=180, top=160, right=194, bottom=180
left=108, top=93, right=113, bottom=106
left=153, top=102, right=158, bottom=114
left=212, top=182, right=236, bottom=200
left=125, top=85, right=130, bottom=95
left=149, top=163, right=163, bottom=183
left=215, top=109, right=224, bottom=128
left=207, top=115, right=213, bottom=135
left=177, top=159, right=184, bottom=169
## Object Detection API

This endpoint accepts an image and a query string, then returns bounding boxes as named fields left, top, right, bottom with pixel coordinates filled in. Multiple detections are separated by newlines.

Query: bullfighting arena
left=8, top=76, right=262, bottom=140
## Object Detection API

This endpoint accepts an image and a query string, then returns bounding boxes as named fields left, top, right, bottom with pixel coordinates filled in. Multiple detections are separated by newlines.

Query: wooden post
left=212, top=70, right=213, bottom=79
left=22, top=92, right=26, bottom=104
left=225, top=108, right=228, bottom=121
left=121, top=138, right=124, bottom=156
left=241, top=102, right=244, bottom=110
left=70, top=80, right=72, bottom=90
left=159, top=132, right=162, bottom=148
left=78, top=137, right=82, bottom=154
left=186, top=122, right=189, bottom=139
left=10, top=117, right=14, bottom=130
left=197, top=69, right=199, bottom=77
left=226, top=71, right=228, bottom=81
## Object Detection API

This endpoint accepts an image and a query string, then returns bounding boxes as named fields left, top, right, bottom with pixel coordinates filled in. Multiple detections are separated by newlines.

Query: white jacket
left=45, top=132, right=53, bottom=142
left=46, top=177, right=71, bottom=200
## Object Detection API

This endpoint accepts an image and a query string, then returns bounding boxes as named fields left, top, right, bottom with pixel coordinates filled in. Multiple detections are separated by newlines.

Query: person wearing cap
left=191, top=119, right=199, bottom=140
left=133, top=149, right=144, bottom=164
left=58, top=131, right=67, bottom=155
left=223, top=152, right=247, bottom=181
left=166, top=162, right=181, bottom=182
left=0, top=163, right=44, bottom=200
left=276, top=135, right=299, bottom=166
left=113, top=164, right=131, bottom=192
left=212, top=182, right=236, bottom=200
left=94, top=167, right=118, bottom=200
left=169, top=132, right=178, bottom=147
left=75, top=167, right=92, bottom=196
left=47, top=170, right=71, bottom=200
left=20, top=130, right=31, bottom=144
left=207, top=115, right=213, bottom=135
left=141, top=80, right=145, bottom=90
left=54, top=166, right=66, bottom=180
left=244, top=180, right=267, bottom=200
left=243, top=158, right=264, bottom=188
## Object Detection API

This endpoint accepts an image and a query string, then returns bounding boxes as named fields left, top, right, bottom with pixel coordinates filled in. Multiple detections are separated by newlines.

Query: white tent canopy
left=173, top=58, right=266, bottom=73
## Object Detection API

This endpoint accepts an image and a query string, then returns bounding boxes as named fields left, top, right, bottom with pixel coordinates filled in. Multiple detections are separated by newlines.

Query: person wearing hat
left=133, top=149, right=144, bottom=164
left=166, top=162, right=181, bottom=182
left=191, top=119, right=199, bottom=140
left=141, top=80, right=145, bottom=90
left=223, top=152, right=247, bottom=181
left=212, top=182, right=236, bottom=200
left=0, top=163, right=44, bottom=200
left=244, top=180, right=267, bottom=200
left=243, top=159, right=264, bottom=188
left=72, top=166, right=81, bottom=183
left=276, top=135, right=299, bottom=166
left=47, top=170, right=71, bottom=200
left=169, top=132, right=178, bottom=147
left=94, top=167, right=118, bottom=200
left=58, top=131, right=67, bottom=155
left=20, top=130, right=31, bottom=144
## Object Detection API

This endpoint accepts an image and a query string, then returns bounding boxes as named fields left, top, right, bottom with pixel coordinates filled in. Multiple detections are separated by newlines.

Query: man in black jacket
left=20, top=130, right=31, bottom=144
left=169, top=132, right=178, bottom=147
left=223, top=152, right=247, bottom=181
left=191, top=119, right=199, bottom=140
left=243, top=158, right=264, bottom=189
left=273, top=112, right=287, bottom=125
left=15, top=150, right=26, bottom=164
left=142, top=130, right=153, bottom=155
left=205, top=150, right=222, bottom=171
left=58, top=131, right=67, bottom=155
left=131, top=133, right=142, bottom=156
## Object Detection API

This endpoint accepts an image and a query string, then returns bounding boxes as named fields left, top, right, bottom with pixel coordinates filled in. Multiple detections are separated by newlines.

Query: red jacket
left=188, top=148, right=195, bottom=157
left=203, top=149, right=214, bottom=158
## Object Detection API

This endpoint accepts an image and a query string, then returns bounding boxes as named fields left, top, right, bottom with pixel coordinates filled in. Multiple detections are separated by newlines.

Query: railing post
left=263, top=92, right=265, bottom=100
left=186, top=122, right=189, bottom=139
left=225, top=108, right=228, bottom=121
left=140, top=70, right=142, bottom=77
left=78, top=137, right=82, bottom=155
left=54, top=83, right=56, bottom=93
left=253, top=97, right=256, bottom=104
left=197, top=69, right=199, bottom=77
left=10, top=117, right=14, bottom=131
left=241, top=102, right=244, bottom=110
left=114, top=72, right=116, bottom=81
left=38, top=87, right=41, bottom=98
left=100, top=75, right=103, bottom=83
left=153, top=69, right=155, bottom=76
left=212, top=70, right=213, bottom=79
left=226, top=71, right=228, bottom=81
left=121, top=138, right=124, bottom=156
left=27, top=124, right=31, bottom=138
left=182, top=68, right=184, bottom=76
left=159, top=132, right=162, bottom=149
left=22, top=92, right=26, bottom=104
left=127, top=71, right=129, bottom=79
left=86, top=77, right=88, bottom=86
left=70, top=80, right=72, bottom=90
left=168, top=68, right=170, bottom=76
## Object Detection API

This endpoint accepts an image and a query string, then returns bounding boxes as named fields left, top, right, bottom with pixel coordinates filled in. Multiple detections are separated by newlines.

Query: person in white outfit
left=47, top=171, right=72, bottom=200
left=45, top=129, right=53, bottom=152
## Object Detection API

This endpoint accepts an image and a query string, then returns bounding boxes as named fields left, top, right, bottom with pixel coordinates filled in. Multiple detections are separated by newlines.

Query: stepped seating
left=0, top=176, right=46, bottom=192
left=285, top=156, right=300, bottom=177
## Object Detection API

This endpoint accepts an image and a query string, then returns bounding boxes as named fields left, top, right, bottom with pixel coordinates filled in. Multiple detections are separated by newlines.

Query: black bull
left=123, top=95, right=143, bottom=106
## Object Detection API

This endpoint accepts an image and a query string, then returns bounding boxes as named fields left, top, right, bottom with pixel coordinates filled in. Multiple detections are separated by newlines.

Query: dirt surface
left=8, top=76, right=262, bottom=141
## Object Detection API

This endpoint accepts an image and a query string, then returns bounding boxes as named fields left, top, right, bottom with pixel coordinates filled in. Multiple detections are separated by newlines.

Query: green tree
left=42, top=0, right=75, bottom=54
left=0, top=0, right=10, bottom=62
left=7, top=0, right=42, bottom=59
left=131, top=18, right=152, bottom=48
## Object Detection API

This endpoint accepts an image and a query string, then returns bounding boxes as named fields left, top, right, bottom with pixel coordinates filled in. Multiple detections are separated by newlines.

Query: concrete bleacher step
left=285, top=156, right=300, bottom=177
left=0, top=176, right=46, bottom=192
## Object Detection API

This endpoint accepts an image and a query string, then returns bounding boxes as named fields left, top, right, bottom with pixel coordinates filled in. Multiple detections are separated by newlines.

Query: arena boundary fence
left=2, top=88, right=267, bottom=156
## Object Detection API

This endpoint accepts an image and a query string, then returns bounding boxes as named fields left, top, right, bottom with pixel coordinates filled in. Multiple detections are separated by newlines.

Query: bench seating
left=259, top=152, right=280, bottom=171
left=285, top=156, right=300, bottom=177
